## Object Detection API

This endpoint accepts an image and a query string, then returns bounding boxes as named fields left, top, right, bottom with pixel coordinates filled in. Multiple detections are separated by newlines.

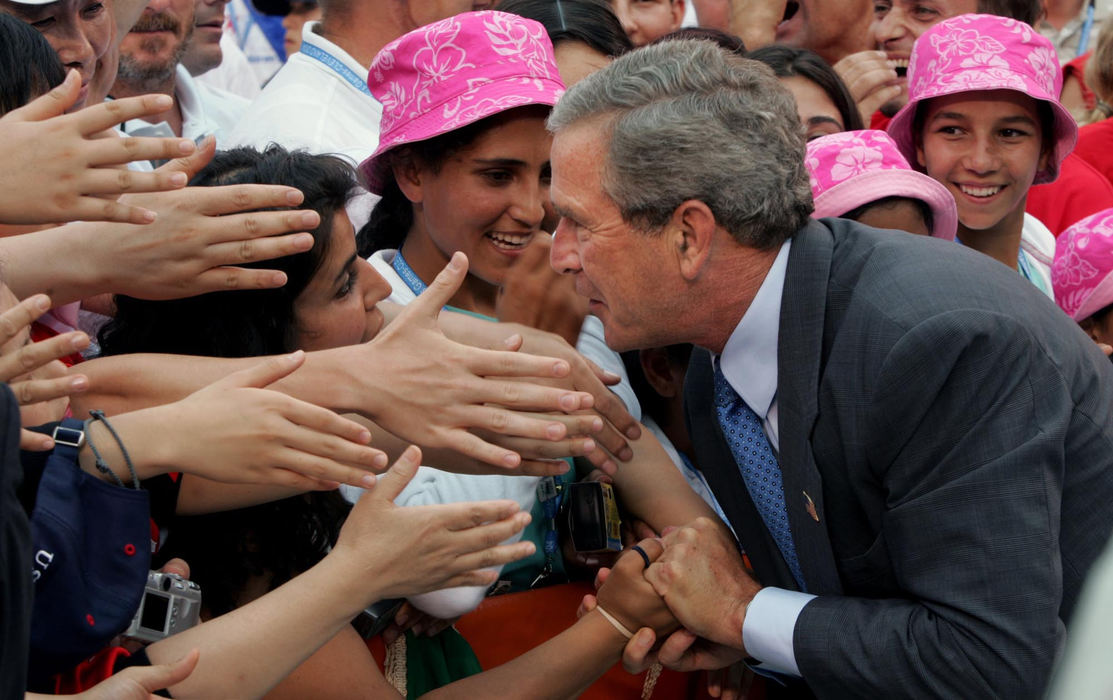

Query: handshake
left=585, top=518, right=764, bottom=696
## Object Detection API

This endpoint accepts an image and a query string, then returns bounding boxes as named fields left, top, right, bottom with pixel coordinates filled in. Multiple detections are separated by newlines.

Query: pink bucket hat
left=805, top=130, right=957, bottom=240
left=358, top=11, right=565, bottom=195
left=1052, top=208, right=1113, bottom=321
left=886, top=14, right=1077, bottom=185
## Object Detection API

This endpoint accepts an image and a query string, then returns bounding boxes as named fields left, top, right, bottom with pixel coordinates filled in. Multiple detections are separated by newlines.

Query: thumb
left=209, top=351, right=306, bottom=391
left=408, top=252, right=468, bottom=323
left=372, top=444, right=422, bottom=502
left=135, top=648, right=200, bottom=693
left=11, top=70, right=80, bottom=122
left=155, top=134, right=216, bottom=179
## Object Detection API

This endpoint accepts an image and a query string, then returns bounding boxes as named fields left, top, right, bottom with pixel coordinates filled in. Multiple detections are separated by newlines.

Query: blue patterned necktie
left=714, top=365, right=806, bottom=590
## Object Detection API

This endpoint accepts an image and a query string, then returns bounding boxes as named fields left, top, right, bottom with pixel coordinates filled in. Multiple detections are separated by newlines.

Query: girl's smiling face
left=916, top=89, right=1048, bottom=234
left=397, top=108, right=553, bottom=295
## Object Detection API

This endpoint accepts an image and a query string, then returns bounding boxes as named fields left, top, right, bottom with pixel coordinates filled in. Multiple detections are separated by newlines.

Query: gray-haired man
left=549, top=39, right=1113, bottom=697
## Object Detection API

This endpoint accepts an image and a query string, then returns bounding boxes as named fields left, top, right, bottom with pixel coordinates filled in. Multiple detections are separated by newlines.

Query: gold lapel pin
left=803, top=491, right=819, bottom=523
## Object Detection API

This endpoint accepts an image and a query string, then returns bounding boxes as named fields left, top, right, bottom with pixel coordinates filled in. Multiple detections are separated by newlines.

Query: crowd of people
left=3, top=0, right=1113, bottom=697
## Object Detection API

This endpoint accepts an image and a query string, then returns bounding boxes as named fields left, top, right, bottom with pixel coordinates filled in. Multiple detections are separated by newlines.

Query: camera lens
left=161, top=576, right=172, bottom=591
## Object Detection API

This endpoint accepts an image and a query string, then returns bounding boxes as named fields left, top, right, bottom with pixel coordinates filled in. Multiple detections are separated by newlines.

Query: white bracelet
left=595, top=605, right=635, bottom=640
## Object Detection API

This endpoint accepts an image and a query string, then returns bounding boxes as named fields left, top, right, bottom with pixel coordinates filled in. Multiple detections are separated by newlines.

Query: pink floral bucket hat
left=886, top=14, right=1077, bottom=185
left=1052, top=208, right=1113, bottom=321
left=805, top=130, right=957, bottom=240
left=358, top=11, right=565, bottom=195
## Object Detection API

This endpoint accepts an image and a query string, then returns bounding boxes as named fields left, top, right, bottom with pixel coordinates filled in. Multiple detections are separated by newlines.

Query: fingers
left=656, top=628, right=701, bottom=669
left=465, top=351, right=576, bottom=385
left=134, top=648, right=201, bottom=692
left=194, top=183, right=309, bottom=217
left=0, top=294, right=51, bottom=348
left=156, top=134, right=216, bottom=179
left=20, top=427, right=54, bottom=451
left=515, top=458, right=576, bottom=477
left=85, top=133, right=196, bottom=170
left=593, top=418, right=634, bottom=462
left=371, top=444, right=422, bottom=502
left=160, top=558, right=191, bottom=579
left=621, top=627, right=660, bottom=674
left=213, top=351, right=306, bottom=391
left=449, top=537, right=536, bottom=573
left=202, top=209, right=320, bottom=246
left=590, top=389, right=640, bottom=441
left=615, top=537, right=664, bottom=576
left=8, top=70, right=81, bottom=123
left=0, top=332, right=89, bottom=385
left=412, top=251, right=469, bottom=321
left=487, top=433, right=597, bottom=461
left=10, top=373, right=88, bottom=407
left=76, top=94, right=181, bottom=136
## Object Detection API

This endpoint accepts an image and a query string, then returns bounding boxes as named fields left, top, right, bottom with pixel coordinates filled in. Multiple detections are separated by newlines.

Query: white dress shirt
left=714, top=239, right=816, bottom=677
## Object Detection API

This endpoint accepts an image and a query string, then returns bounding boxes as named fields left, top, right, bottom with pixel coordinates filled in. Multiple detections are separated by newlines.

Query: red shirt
left=1027, top=152, right=1113, bottom=235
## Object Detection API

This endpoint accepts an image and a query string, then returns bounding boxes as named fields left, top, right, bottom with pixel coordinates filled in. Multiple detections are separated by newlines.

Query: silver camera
left=123, top=571, right=202, bottom=643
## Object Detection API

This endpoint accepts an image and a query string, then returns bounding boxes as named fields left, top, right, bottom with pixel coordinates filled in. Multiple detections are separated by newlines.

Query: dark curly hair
left=98, top=145, right=358, bottom=617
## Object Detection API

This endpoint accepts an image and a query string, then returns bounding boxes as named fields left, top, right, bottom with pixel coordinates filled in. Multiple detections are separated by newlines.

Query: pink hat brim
left=357, top=75, right=564, bottom=195
left=812, top=169, right=957, bottom=240
left=1072, top=271, right=1113, bottom=321
left=886, top=92, right=1078, bottom=186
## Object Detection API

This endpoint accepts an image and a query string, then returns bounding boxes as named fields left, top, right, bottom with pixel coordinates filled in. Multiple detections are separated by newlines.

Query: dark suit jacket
left=685, top=219, right=1113, bottom=699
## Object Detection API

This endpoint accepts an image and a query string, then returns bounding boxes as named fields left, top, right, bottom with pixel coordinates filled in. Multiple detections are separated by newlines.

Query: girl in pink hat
left=886, top=13, right=1079, bottom=298
left=1052, top=207, right=1113, bottom=350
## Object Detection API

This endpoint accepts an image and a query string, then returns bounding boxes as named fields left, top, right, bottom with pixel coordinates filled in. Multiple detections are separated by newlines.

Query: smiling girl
left=886, top=14, right=1078, bottom=296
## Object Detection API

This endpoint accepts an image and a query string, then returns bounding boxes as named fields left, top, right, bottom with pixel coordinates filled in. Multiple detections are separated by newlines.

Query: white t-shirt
left=118, top=65, right=248, bottom=166
left=228, top=21, right=382, bottom=228
left=1021, top=212, right=1056, bottom=300
left=195, top=28, right=263, bottom=101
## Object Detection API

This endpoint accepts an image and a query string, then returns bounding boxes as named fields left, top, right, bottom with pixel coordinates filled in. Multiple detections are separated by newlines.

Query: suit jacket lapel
left=778, top=222, right=842, bottom=594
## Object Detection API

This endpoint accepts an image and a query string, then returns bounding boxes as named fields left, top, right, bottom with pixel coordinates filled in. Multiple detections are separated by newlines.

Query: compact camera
left=560, top=481, right=623, bottom=553
left=123, top=571, right=202, bottom=643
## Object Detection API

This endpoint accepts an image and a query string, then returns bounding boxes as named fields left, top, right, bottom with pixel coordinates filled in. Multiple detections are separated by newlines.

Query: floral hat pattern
left=886, top=14, right=1077, bottom=185
left=805, top=130, right=957, bottom=239
left=1053, top=208, right=1113, bottom=321
left=359, top=11, right=565, bottom=194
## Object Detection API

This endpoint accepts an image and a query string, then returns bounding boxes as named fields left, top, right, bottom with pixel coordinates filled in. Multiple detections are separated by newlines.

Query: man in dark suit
left=548, top=39, right=1113, bottom=697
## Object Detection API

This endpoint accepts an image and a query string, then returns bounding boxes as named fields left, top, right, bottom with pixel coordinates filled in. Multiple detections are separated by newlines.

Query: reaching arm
left=145, top=447, right=536, bottom=699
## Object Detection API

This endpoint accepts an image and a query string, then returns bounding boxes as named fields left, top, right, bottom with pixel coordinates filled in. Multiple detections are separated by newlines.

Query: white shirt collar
left=118, top=65, right=212, bottom=142
left=716, top=239, right=792, bottom=419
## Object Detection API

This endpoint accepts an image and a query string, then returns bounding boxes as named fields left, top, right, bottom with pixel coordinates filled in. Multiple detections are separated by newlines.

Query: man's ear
left=392, top=154, right=424, bottom=205
left=670, top=199, right=716, bottom=281
left=639, top=347, right=683, bottom=399
left=670, top=0, right=686, bottom=30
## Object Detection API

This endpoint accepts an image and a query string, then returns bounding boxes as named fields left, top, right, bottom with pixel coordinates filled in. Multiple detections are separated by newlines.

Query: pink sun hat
left=1052, top=208, right=1113, bottom=321
left=358, top=11, right=565, bottom=195
left=805, top=130, right=957, bottom=240
left=886, top=14, right=1077, bottom=185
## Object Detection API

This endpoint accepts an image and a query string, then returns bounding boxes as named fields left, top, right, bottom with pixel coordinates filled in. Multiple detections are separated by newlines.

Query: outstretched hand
left=145, top=351, right=389, bottom=490
left=85, top=137, right=321, bottom=299
left=53, top=649, right=200, bottom=700
left=0, top=291, right=89, bottom=451
left=330, top=444, right=536, bottom=603
left=356, top=252, right=599, bottom=470
left=0, top=71, right=198, bottom=226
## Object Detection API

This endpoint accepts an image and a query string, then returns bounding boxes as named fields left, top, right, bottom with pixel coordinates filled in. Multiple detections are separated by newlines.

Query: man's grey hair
left=548, top=39, right=813, bottom=249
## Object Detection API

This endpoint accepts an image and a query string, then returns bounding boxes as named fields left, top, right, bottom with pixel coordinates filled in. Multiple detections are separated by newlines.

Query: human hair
left=843, top=195, right=934, bottom=233
left=0, top=13, right=66, bottom=117
left=99, top=145, right=356, bottom=358
left=746, top=44, right=864, bottom=132
left=1086, top=22, right=1113, bottom=119
left=548, top=39, right=813, bottom=249
left=653, top=27, right=746, bottom=55
left=358, top=105, right=550, bottom=256
left=977, top=0, right=1043, bottom=26
left=98, top=146, right=358, bottom=618
left=497, top=0, right=632, bottom=57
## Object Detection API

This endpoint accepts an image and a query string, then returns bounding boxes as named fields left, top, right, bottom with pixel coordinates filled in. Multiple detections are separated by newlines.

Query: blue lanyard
left=300, top=41, right=372, bottom=96
left=391, top=250, right=428, bottom=296
left=391, top=251, right=501, bottom=321
left=1079, top=0, right=1097, bottom=56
